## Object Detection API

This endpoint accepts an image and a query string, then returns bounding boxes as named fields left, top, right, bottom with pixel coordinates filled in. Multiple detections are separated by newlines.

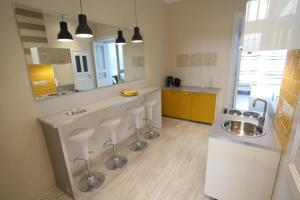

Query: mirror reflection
left=15, top=4, right=145, bottom=100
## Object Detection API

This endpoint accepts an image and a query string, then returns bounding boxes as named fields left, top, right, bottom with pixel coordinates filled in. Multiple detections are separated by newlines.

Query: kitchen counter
left=209, top=113, right=281, bottom=152
left=38, top=86, right=160, bottom=128
left=162, top=86, right=220, bottom=94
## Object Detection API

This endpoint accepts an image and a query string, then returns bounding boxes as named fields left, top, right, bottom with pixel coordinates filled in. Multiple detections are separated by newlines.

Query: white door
left=93, top=42, right=112, bottom=87
left=273, top=96, right=300, bottom=200
left=71, top=51, right=94, bottom=91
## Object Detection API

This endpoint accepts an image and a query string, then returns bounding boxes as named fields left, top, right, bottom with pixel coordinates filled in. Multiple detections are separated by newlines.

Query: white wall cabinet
left=31, top=47, right=71, bottom=64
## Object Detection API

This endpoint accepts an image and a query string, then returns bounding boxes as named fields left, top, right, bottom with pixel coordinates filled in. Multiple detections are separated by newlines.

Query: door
left=273, top=98, right=300, bottom=200
left=162, top=90, right=179, bottom=117
left=178, top=91, right=192, bottom=120
left=191, top=93, right=216, bottom=124
left=93, top=42, right=112, bottom=87
left=71, top=51, right=94, bottom=91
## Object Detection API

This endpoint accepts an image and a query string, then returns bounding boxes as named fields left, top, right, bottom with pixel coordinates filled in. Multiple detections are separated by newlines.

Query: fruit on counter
left=121, top=89, right=139, bottom=97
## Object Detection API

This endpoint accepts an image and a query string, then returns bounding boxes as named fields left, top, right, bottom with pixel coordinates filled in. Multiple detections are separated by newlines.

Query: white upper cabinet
left=243, top=0, right=300, bottom=51
left=30, top=47, right=71, bottom=65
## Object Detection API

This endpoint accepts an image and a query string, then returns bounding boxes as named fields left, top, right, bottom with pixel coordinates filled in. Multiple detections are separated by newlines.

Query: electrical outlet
left=282, top=100, right=294, bottom=118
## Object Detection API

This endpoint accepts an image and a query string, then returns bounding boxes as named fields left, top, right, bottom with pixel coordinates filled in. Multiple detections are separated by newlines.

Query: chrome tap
left=253, top=98, right=268, bottom=127
left=57, top=83, right=62, bottom=96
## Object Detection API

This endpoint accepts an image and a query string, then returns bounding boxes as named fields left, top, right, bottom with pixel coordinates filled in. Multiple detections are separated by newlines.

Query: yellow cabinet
left=162, top=89, right=217, bottom=124
left=191, top=93, right=216, bottom=124
left=177, top=91, right=193, bottom=120
left=162, top=90, right=179, bottom=117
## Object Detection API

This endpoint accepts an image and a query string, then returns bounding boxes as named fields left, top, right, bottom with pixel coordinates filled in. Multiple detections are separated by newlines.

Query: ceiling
left=162, top=0, right=183, bottom=4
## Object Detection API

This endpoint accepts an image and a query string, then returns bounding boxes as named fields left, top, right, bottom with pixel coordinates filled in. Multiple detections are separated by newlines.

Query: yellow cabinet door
left=192, top=93, right=216, bottom=124
left=162, top=90, right=179, bottom=117
left=177, top=91, right=193, bottom=120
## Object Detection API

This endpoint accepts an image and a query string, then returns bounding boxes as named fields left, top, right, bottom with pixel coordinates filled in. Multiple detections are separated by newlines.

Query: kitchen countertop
left=209, top=113, right=281, bottom=152
left=38, top=86, right=160, bottom=128
left=162, top=86, right=220, bottom=94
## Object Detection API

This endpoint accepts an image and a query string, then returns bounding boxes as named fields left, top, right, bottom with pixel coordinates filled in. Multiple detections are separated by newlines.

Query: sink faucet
left=253, top=98, right=268, bottom=127
left=57, top=83, right=62, bottom=96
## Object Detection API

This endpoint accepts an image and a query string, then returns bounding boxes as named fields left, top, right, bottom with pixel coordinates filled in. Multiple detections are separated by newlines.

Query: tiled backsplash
left=274, top=49, right=300, bottom=151
left=177, top=52, right=218, bottom=67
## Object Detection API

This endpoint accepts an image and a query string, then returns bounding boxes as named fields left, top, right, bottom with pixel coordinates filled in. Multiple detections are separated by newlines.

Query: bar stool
left=128, top=106, right=148, bottom=151
left=99, top=117, right=128, bottom=170
left=144, top=100, right=160, bottom=139
left=68, top=128, right=105, bottom=192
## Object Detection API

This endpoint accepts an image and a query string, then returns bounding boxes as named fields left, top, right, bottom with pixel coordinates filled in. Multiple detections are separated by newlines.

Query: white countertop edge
left=209, top=132, right=282, bottom=153
left=162, top=86, right=221, bottom=94
left=209, top=114, right=282, bottom=153
left=38, top=86, right=161, bottom=129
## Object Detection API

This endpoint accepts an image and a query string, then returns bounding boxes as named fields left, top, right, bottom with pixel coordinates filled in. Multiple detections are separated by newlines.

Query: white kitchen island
left=38, top=87, right=161, bottom=199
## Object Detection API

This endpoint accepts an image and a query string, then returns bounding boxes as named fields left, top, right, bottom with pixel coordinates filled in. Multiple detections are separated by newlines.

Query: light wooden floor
left=41, top=117, right=211, bottom=200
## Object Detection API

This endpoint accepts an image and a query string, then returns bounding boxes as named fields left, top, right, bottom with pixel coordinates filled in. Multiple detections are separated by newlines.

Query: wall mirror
left=14, top=4, right=145, bottom=101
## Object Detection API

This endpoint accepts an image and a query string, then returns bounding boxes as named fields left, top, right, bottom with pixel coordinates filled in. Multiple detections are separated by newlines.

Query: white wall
left=166, top=0, right=246, bottom=112
left=0, top=0, right=168, bottom=199
left=243, top=0, right=300, bottom=51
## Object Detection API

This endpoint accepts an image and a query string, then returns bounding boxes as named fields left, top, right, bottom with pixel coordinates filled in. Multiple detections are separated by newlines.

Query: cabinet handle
left=184, top=92, right=190, bottom=95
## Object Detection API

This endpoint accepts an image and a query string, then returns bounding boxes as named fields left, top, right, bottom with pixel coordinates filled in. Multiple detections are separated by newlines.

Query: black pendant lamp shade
left=116, top=30, right=126, bottom=45
left=75, top=0, right=93, bottom=38
left=132, top=27, right=143, bottom=43
left=75, top=14, right=93, bottom=38
left=57, top=21, right=73, bottom=42
left=132, top=0, right=143, bottom=43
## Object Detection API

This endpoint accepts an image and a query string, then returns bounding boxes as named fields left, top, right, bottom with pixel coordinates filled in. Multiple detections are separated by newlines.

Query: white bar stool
left=128, top=106, right=148, bottom=151
left=99, top=117, right=128, bottom=170
left=144, top=100, right=160, bottom=139
left=68, top=128, right=105, bottom=192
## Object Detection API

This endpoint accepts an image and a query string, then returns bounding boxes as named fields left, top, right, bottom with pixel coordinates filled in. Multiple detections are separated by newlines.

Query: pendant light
left=75, top=0, right=93, bottom=38
left=132, top=0, right=143, bottom=43
left=57, top=15, right=73, bottom=42
left=116, top=30, right=126, bottom=45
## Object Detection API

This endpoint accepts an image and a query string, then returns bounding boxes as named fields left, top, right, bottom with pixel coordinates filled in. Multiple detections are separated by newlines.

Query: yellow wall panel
left=28, top=64, right=57, bottom=96
left=275, top=49, right=300, bottom=151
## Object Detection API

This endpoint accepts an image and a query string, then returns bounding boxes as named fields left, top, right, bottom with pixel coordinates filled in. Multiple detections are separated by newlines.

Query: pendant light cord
left=80, top=0, right=83, bottom=14
left=135, top=0, right=137, bottom=26
left=61, top=14, right=63, bottom=22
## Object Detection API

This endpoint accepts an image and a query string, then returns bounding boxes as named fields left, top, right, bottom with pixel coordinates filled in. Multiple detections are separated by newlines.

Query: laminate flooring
left=40, top=117, right=211, bottom=200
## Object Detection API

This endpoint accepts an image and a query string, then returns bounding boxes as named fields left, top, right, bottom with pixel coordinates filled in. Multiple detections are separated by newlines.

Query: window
left=235, top=50, right=287, bottom=110
left=246, top=0, right=270, bottom=21
left=82, top=56, right=88, bottom=72
left=75, top=55, right=81, bottom=72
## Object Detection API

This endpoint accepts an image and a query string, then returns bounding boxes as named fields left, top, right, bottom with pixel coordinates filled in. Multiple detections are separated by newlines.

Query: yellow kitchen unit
left=162, top=90, right=179, bottom=117
left=177, top=91, right=193, bottom=120
left=191, top=92, right=216, bottom=124
left=162, top=87, right=218, bottom=124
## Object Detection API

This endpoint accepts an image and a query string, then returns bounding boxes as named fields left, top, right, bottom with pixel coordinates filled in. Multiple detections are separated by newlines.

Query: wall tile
left=275, top=49, right=300, bottom=151
left=177, top=54, right=189, bottom=67
left=204, top=52, right=217, bottom=66
left=190, top=53, right=203, bottom=66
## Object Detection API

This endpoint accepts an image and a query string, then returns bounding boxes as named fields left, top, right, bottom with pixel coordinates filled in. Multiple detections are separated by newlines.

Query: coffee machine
left=166, top=76, right=174, bottom=87
left=174, top=78, right=181, bottom=87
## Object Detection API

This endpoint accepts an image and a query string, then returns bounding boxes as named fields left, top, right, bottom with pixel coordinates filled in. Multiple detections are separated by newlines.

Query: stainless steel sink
left=222, top=120, right=265, bottom=137
left=243, top=111, right=260, bottom=119
left=228, top=109, right=242, bottom=116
